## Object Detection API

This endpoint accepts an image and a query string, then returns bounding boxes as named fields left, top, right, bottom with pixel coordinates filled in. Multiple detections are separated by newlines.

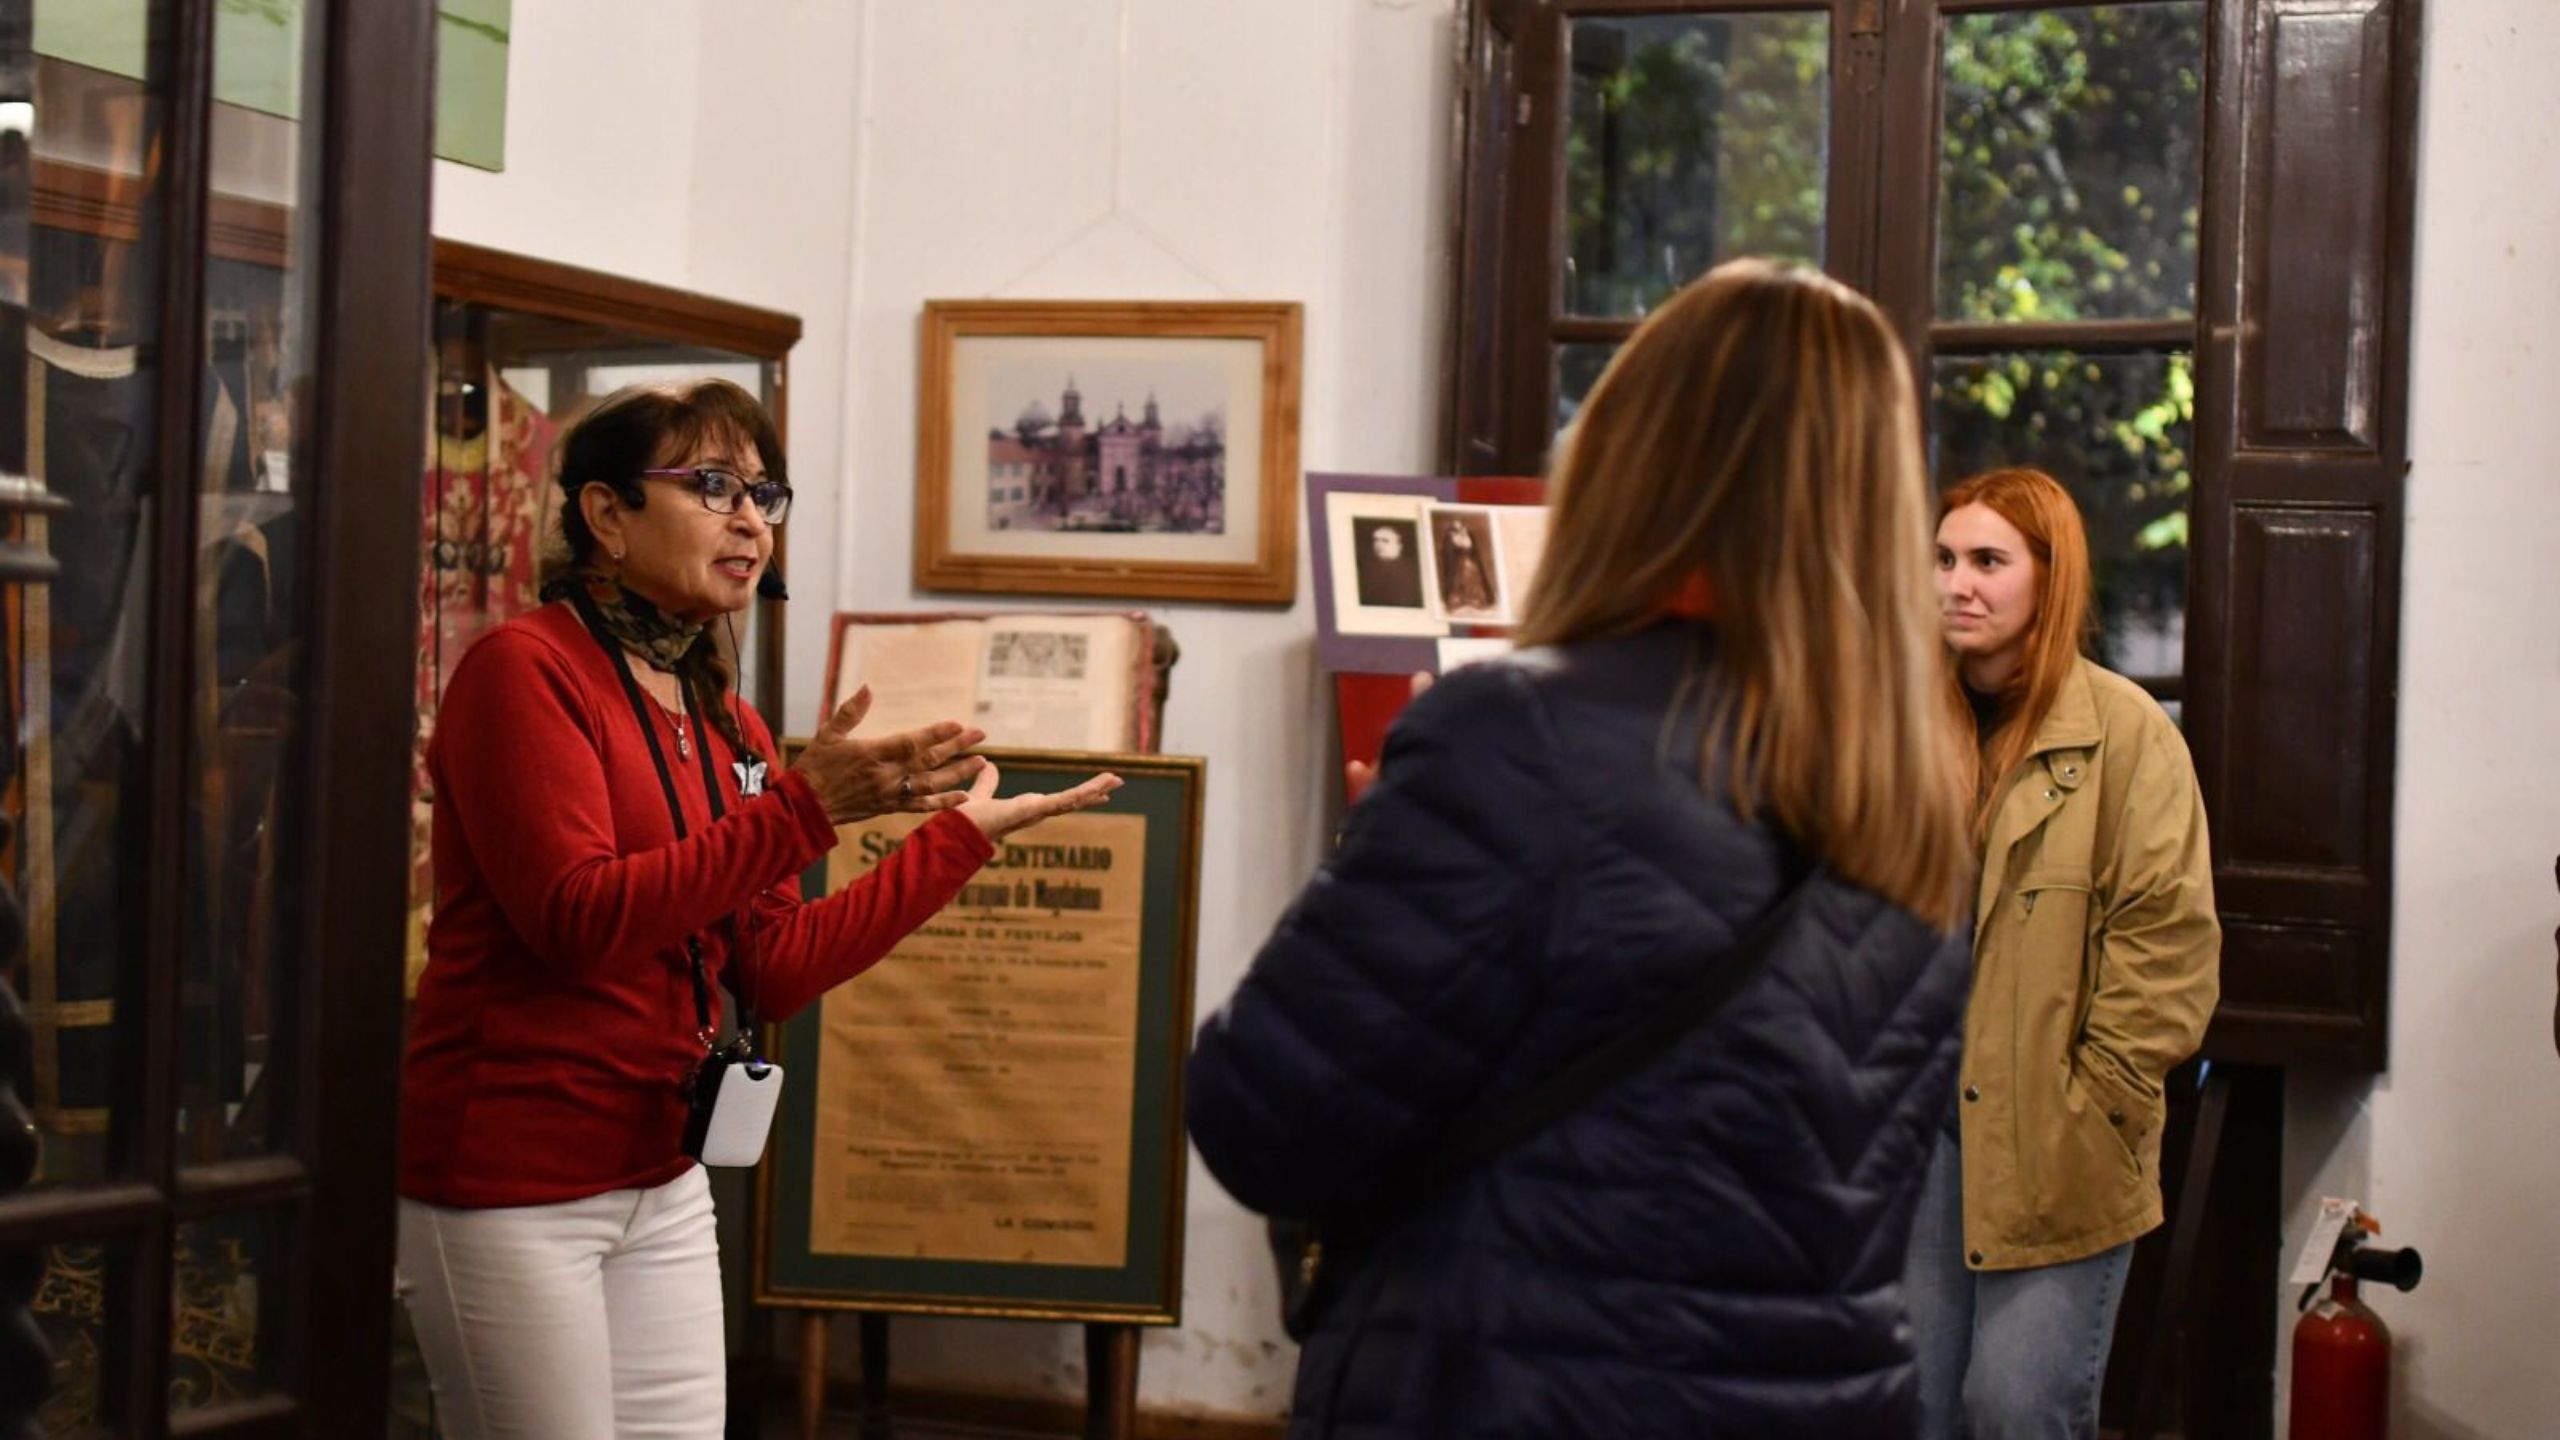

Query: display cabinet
left=0, top=0, right=435, bottom=1433
left=0, top=4, right=797, bottom=1431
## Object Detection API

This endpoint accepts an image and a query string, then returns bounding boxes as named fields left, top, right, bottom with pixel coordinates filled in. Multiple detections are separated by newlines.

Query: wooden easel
left=794, top=1311, right=1142, bottom=1440
left=776, top=641, right=1185, bottom=1440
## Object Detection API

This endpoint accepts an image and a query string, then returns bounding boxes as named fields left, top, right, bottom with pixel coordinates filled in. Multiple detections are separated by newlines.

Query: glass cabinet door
left=0, top=1, right=434, bottom=1434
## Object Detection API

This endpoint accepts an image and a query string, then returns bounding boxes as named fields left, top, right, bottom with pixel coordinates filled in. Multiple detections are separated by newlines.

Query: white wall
left=2273, top=3, right=2560, bottom=1436
left=823, top=0, right=1456, bottom=1418
left=678, top=0, right=865, bottom=735
left=433, top=1, right=703, bottom=289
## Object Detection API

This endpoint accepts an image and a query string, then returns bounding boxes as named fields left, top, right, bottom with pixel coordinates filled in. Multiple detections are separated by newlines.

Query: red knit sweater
left=399, top=602, right=992, bottom=1208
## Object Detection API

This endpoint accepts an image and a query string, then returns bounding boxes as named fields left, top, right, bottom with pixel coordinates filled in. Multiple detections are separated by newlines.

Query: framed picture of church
left=915, top=299, right=1302, bottom=605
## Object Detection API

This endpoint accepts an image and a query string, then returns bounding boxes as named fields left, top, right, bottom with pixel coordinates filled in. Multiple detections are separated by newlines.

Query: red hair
left=1940, top=467, right=2093, bottom=835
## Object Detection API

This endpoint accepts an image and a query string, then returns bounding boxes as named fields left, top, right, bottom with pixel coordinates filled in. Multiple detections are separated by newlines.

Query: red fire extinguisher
left=2288, top=1216, right=2423, bottom=1440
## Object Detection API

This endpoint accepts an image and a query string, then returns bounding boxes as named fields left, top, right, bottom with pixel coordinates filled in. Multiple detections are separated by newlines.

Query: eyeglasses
left=637, top=467, right=794, bottom=524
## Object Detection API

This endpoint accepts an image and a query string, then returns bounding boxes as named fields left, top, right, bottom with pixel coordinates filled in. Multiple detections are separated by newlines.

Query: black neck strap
left=565, top=591, right=756, bottom=1047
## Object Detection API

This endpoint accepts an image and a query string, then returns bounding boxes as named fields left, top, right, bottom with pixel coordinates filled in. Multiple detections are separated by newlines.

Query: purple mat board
left=1304, top=472, right=1457, bottom=675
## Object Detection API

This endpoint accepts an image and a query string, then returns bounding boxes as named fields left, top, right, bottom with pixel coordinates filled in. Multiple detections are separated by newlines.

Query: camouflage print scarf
left=539, top=569, right=704, bottom=673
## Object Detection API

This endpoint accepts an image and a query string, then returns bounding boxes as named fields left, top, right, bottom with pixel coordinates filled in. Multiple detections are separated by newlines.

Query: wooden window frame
left=1445, top=0, right=2423, bottom=1074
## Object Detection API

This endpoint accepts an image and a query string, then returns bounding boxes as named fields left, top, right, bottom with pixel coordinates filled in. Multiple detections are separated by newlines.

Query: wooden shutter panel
left=2188, top=0, right=2423, bottom=1070
left=1448, top=0, right=1542, bottom=473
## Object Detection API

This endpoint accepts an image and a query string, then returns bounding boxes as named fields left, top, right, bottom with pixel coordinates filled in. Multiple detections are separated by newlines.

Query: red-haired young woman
left=1905, top=466, right=2221, bottom=1439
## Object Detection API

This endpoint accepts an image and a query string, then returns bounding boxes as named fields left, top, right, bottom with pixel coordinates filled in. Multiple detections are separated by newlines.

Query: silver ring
left=899, top=774, right=915, bottom=804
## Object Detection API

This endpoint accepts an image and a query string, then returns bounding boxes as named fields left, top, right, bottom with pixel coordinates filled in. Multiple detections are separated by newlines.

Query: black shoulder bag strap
left=1286, top=858, right=1828, bottom=1343
left=565, top=591, right=761, bottom=1059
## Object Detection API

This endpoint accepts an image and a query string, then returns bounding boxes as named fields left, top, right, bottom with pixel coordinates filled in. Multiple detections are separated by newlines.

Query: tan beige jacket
left=1959, top=658, right=2220, bottom=1270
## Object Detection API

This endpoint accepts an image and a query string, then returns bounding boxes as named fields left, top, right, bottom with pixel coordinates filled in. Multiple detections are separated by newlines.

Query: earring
left=610, top=548, right=625, bottom=564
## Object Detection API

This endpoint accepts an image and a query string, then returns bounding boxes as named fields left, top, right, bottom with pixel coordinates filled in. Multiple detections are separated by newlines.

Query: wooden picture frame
left=916, top=300, right=1301, bottom=605
left=755, top=749, right=1205, bottom=1324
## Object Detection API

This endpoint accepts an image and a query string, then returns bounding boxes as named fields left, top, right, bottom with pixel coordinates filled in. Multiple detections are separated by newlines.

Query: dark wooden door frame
left=124, top=0, right=220, bottom=1422
left=294, top=0, right=439, bottom=1432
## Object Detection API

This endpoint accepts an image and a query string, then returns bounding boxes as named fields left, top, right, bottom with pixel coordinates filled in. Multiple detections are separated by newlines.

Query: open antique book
left=821, top=610, right=1163, bottom=753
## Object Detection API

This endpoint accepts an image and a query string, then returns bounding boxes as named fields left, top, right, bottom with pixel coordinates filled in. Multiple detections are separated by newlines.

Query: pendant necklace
left=671, top=691, right=692, bottom=760
left=625, top=644, right=693, bottom=759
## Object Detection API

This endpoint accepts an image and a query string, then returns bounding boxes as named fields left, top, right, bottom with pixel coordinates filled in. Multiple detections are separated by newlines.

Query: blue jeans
left=1903, top=1124, right=2134, bottom=1440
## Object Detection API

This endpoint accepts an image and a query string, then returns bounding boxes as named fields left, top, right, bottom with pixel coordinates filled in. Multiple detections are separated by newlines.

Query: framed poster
left=755, top=750, right=1205, bottom=1323
left=914, top=299, right=1302, bottom=605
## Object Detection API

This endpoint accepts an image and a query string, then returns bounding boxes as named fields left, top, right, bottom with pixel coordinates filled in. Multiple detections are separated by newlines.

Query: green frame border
left=755, top=750, right=1203, bottom=1323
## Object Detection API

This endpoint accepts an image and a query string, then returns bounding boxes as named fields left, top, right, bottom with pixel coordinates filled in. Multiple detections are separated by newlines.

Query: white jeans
left=397, top=1166, right=726, bottom=1440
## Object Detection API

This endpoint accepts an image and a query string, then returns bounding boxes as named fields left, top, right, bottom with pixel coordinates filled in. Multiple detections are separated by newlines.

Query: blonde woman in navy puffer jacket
left=1189, top=261, right=1979, bottom=1440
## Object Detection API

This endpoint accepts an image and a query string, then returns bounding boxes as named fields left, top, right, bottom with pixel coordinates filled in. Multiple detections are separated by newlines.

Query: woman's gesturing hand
left=788, top=685, right=989, bottom=825
left=957, top=762, right=1122, bottom=843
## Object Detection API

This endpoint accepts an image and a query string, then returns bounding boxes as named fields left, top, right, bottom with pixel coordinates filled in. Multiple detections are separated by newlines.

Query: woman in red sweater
left=397, top=378, right=1117, bottom=1440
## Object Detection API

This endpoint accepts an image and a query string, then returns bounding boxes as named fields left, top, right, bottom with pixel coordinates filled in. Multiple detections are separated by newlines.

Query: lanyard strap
left=565, top=591, right=757, bottom=1047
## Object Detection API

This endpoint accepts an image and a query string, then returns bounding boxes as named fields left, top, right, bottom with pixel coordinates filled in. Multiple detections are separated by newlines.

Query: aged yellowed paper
left=829, top=614, right=1140, bottom=751
left=827, top=619, right=985, bottom=736
left=810, top=811, right=1147, bottom=1265
left=975, top=615, right=1138, bottom=750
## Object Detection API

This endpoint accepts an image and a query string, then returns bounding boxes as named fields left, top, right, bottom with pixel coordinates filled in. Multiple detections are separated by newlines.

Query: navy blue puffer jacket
left=1187, top=624, right=1969, bottom=1439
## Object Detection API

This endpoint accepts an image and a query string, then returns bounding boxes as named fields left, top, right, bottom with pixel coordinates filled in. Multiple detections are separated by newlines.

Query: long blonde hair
left=1938, top=467, right=2096, bottom=837
left=1514, top=260, right=1971, bottom=928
